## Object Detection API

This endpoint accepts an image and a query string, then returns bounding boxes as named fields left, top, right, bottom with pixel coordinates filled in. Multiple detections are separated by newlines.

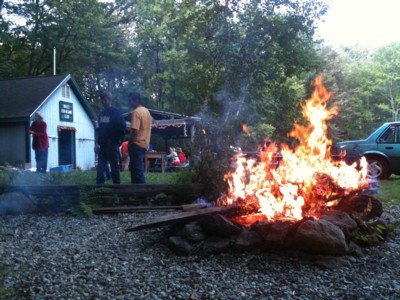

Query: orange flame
left=219, top=76, right=369, bottom=222
left=242, top=123, right=251, bottom=136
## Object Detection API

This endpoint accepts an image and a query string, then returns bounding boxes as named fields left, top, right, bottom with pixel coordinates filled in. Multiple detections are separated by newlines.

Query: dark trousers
left=35, top=149, right=48, bottom=173
left=128, top=143, right=146, bottom=184
left=96, top=141, right=121, bottom=184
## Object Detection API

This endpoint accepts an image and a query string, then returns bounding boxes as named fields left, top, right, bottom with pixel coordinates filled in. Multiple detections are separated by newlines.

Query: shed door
left=58, top=129, right=76, bottom=167
left=0, top=122, right=27, bottom=167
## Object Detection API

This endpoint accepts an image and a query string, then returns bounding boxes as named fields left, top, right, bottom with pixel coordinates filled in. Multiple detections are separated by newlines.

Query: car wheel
left=366, top=156, right=390, bottom=179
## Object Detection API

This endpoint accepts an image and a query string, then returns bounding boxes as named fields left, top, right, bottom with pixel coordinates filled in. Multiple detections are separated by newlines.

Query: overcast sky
left=316, top=0, right=400, bottom=48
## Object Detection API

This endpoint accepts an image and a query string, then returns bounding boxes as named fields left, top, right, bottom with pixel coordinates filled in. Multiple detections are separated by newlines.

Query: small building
left=0, top=74, right=97, bottom=170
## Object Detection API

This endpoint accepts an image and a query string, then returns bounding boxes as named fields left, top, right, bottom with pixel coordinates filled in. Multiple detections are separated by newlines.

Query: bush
left=192, top=148, right=229, bottom=201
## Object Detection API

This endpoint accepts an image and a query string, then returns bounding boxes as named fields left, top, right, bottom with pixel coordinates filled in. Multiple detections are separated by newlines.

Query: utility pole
left=53, top=47, right=56, bottom=75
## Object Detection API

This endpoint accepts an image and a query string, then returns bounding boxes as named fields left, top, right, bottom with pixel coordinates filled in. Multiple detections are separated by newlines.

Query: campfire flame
left=242, top=123, right=251, bottom=136
left=218, top=76, right=369, bottom=222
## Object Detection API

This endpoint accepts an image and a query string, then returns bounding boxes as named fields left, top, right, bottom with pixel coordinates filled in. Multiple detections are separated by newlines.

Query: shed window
left=62, top=85, right=70, bottom=98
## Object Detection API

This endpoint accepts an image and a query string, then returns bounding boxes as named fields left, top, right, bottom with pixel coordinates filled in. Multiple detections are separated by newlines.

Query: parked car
left=332, top=122, right=400, bottom=179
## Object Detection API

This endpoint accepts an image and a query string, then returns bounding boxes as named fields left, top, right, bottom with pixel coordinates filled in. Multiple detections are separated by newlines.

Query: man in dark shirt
left=94, top=92, right=126, bottom=184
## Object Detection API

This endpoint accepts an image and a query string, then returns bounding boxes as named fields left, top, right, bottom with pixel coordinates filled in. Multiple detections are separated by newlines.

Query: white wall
left=29, top=83, right=96, bottom=170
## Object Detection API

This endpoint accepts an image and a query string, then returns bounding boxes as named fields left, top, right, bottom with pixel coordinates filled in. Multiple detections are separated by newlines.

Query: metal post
left=53, top=47, right=56, bottom=75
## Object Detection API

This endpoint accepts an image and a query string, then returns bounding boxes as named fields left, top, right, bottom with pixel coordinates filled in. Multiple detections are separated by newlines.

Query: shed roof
left=0, top=74, right=97, bottom=121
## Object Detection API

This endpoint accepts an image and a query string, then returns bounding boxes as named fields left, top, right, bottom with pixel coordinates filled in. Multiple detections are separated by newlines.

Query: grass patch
left=6, top=169, right=195, bottom=186
left=377, top=175, right=400, bottom=206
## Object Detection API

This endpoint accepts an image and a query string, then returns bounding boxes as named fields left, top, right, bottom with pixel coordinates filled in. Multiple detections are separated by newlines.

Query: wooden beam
left=93, top=205, right=182, bottom=214
left=125, top=206, right=234, bottom=232
left=92, top=203, right=208, bottom=214
left=5, top=183, right=204, bottom=198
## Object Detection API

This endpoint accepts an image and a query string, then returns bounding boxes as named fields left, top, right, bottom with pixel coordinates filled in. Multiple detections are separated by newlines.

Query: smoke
left=0, top=191, right=35, bottom=216
left=193, top=80, right=256, bottom=153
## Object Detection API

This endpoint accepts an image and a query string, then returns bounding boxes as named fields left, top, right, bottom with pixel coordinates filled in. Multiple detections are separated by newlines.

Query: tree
left=2, top=0, right=329, bottom=142
left=1, top=0, right=131, bottom=105
left=371, top=43, right=400, bottom=121
left=320, top=43, right=400, bottom=141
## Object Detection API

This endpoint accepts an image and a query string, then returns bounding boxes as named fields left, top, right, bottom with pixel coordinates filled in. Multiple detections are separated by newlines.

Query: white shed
left=0, top=74, right=97, bottom=170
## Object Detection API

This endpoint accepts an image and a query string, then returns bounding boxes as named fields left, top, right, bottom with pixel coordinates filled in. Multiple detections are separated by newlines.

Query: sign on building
left=59, top=101, right=73, bottom=122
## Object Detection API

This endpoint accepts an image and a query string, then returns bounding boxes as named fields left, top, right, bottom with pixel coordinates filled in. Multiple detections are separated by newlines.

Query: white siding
left=29, top=83, right=96, bottom=170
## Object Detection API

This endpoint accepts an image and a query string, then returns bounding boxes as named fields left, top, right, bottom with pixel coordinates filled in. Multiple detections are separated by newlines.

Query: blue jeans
left=96, top=141, right=121, bottom=184
left=35, top=149, right=48, bottom=173
left=128, top=143, right=146, bottom=184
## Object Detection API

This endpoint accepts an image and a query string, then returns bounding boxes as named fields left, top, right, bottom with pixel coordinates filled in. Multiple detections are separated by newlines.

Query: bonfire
left=217, top=76, right=370, bottom=223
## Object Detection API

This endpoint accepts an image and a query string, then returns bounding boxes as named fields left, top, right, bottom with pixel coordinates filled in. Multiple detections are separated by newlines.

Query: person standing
left=28, top=112, right=49, bottom=173
left=93, top=92, right=126, bottom=184
left=127, top=92, right=152, bottom=184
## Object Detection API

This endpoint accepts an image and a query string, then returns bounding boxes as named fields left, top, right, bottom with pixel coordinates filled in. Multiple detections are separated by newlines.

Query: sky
left=316, top=0, right=400, bottom=48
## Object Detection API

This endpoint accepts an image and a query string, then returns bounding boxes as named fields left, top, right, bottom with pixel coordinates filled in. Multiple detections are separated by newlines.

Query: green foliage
left=367, top=219, right=386, bottom=241
left=322, top=43, right=400, bottom=140
left=0, top=166, right=15, bottom=190
left=71, top=187, right=119, bottom=217
left=242, top=123, right=276, bottom=150
left=70, top=201, right=93, bottom=218
left=348, top=218, right=386, bottom=246
left=2, top=0, right=328, bottom=136
left=192, top=148, right=229, bottom=202
left=169, top=168, right=196, bottom=185
left=80, top=187, right=119, bottom=207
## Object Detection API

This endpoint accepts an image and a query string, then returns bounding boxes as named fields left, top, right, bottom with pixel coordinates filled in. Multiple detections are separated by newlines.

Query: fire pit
left=127, top=77, right=390, bottom=256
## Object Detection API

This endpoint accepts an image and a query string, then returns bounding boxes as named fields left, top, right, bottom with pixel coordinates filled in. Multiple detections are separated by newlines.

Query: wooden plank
left=181, top=203, right=207, bottom=212
left=5, top=185, right=80, bottom=197
left=93, top=203, right=207, bottom=214
left=125, top=206, right=234, bottom=232
left=5, top=183, right=204, bottom=198
left=92, top=205, right=182, bottom=214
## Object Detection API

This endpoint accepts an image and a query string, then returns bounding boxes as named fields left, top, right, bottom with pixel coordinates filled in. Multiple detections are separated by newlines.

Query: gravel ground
left=1, top=206, right=400, bottom=300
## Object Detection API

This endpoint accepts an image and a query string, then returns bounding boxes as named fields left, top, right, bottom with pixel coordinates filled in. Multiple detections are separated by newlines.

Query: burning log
left=334, top=194, right=383, bottom=220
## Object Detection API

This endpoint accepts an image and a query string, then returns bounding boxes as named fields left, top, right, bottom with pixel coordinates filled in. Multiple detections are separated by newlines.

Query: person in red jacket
left=176, top=147, right=186, bottom=164
left=28, top=112, right=49, bottom=173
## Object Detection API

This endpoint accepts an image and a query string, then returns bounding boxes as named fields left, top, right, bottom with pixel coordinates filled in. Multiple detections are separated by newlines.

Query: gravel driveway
left=1, top=206, right=399, bottom=300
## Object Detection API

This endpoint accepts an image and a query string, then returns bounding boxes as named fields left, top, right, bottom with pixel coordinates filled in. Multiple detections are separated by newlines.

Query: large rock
left=182, top=222, right=206, bottom=242
left=203, top=236, right=232, bottom=254
left=321, top=210, right=358, bottom=236
left=233, top=229, right=263, bottom=252
left=251, top=220, right=294, bottom=248
left=293, top=219, right=348, bottom=255
left=168, top=236, right=194, bottom=256
left=197, top=214, right=241, bottom=237
left=0, top=192, right=35, bottom=215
